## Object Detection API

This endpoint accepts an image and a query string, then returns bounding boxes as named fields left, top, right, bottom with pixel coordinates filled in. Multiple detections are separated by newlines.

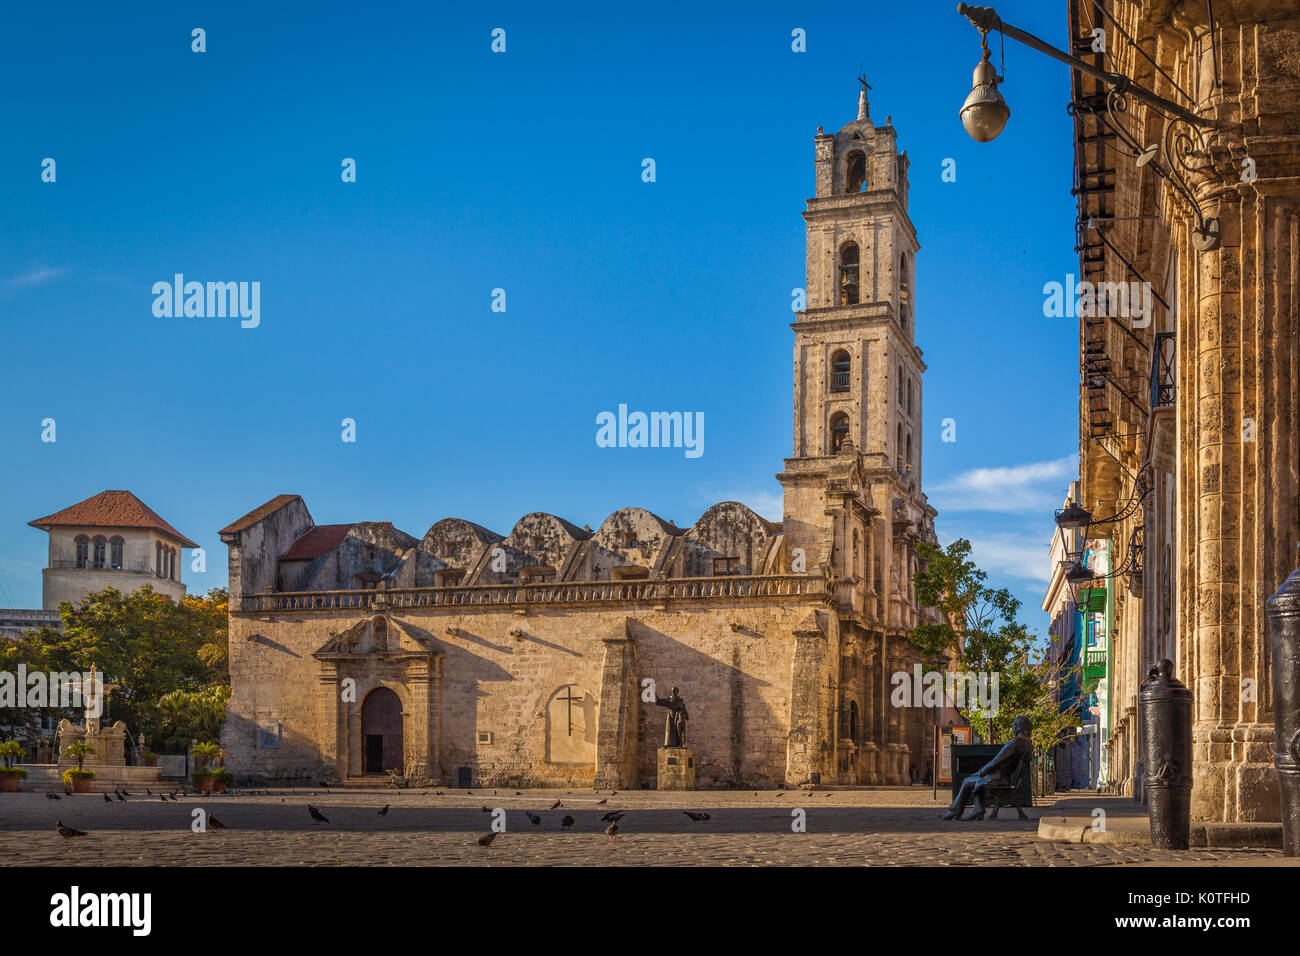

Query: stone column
left=1180, top=7, right=1300, bottom=821
left=786, top=614, right=828, bottom=784
left=594, top=621, right=638, bottom=790
left=406, top=656, right=439, bottom=782
left=318, top=662, right=344, bottom=781
left=885, top=639, right=908, bottom=784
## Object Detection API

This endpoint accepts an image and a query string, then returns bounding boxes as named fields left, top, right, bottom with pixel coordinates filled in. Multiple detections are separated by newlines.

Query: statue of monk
left=655, top=686, right=689, bottom=748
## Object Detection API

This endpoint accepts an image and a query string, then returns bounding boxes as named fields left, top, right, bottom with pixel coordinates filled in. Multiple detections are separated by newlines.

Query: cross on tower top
left=857, top=74, right=871, bottom=122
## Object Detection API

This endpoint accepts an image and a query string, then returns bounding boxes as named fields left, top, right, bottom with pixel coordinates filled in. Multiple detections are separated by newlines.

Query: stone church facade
left=220, top=87, right=944, bottom=788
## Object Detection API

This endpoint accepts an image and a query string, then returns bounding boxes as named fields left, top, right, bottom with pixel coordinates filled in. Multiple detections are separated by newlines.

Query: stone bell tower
left=780, top=80, right=932, bottom=587
left=777, top=84, right=940, bottom=787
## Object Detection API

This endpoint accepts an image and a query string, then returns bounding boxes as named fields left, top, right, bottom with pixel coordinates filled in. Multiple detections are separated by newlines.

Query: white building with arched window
left=27, top=490, right=197, bottom=610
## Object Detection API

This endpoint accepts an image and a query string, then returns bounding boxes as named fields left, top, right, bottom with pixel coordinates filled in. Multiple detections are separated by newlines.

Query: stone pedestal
left=657, top=747, right=696, bottom=790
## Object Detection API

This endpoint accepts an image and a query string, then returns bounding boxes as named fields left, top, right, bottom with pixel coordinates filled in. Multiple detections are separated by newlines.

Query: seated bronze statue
left=942, top=715, right=1033, bottom=821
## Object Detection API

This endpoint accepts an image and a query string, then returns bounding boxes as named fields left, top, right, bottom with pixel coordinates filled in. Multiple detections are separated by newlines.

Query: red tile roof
left=218, top=494, right=303, bottom=535
left=29, top=490, right=199, bottom=549
left=280, top=524, right=356, bottom=560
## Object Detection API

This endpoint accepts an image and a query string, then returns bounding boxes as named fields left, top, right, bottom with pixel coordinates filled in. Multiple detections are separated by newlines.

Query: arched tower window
left=830, top=349, right=851, bottom=393
left=156, top=541, right=163, bottom=576
left=845, top=150, right=867, bottom=194
left=896, top=423, right=903, bottom=466
left=906, top=432, right=913, bottom=469
left=109, top=536, right=123, bottom=570
left=92, top=536, right=107, bottom=570
left=838, top=242, right=860, bottom=306
left=75, top=535, right=90, bottom=569
left=907, top=379, right=914, bottom=417
left=899, top=253, right=911, bottom=331
left=898, top=368, right=904, bottom=403
left=830, top=412, right=850, bottom=454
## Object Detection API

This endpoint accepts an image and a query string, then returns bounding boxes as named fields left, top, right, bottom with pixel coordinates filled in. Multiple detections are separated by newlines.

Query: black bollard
left=1138, top=659, right=1193, bottom=849
left=1266, top=560, right=1300, bottom=857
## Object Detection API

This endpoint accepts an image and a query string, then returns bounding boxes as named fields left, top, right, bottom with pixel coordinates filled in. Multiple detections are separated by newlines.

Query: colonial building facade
left=220, top=88, right=944, bottom=788
left=1068, top=1, right=1300, bottom=824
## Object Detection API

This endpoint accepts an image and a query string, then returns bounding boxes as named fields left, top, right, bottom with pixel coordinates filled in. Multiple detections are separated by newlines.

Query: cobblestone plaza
left=2, top=788, right=1288, bottom=867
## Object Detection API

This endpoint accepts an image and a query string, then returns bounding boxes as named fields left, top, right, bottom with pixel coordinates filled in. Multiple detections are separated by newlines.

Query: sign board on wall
left=936, top=726, right=972, bottom=784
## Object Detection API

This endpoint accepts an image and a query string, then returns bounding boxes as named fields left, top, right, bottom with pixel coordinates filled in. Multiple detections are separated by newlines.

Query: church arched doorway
left=361, top=687, right=403, bottom=774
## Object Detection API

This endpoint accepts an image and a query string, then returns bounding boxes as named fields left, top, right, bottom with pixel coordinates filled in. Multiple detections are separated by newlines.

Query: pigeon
left=46, top=792, right=59, bottom=800
left=604, top=822, right=619, bottom=842
left=147, top=789, right=152, bottom=796
left=103, top=793, right=112, bottom=803
left=308, top=805, right=329, bottom=824
left=64, top=788, right=73, bottom=797
left=549, top=800, right=562, bottom=810
left=595, top=798, right=607, bottom=806
left=515, top=791, right=522, bottom=796
left=466, top=790, right=473, bottom=795
left=159, top=794, right=167, bottom=802
left=600, top=810, right=626, bottom=823
left=477, top=831, right=498, bottom=847
left=435, top=791, right=444, bottom=796
left=169, top=792, right=179, bottom=801
left=116, top=791, right=127, bottom=802
left=378, top=805, right=390, bottom=816
left=481, top=806, right=492, bottom=813
left=208, top=814, right=228, bottom=830
left=524, top=811, right=541, bottom=826
left=610, top=790, right=618, bottom=797
left=56, top=820, right=87, bottom=838
left=683, top=811, right=711, bottom=822
left=561, top=815, right=575, bottom=830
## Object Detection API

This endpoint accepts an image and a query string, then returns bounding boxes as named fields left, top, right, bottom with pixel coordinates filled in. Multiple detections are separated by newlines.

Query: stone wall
left=225, top=599, right=829, bottom=789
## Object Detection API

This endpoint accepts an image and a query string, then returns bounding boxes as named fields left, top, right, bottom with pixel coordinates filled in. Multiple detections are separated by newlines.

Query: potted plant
left=62, top=740, right=97, bottom=793
left=0, top=741, right=28, bottom=793
left=140, top=751, right=159, bottom=768
left=211, top=749, right=233, bottom=792
left=191, top=741, right=221, bottom=792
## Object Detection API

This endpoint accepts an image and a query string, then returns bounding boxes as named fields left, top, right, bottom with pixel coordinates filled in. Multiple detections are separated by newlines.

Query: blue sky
left=0, top=0, right=1080, bottom=633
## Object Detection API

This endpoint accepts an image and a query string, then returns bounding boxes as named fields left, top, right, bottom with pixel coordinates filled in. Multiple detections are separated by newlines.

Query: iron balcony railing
left=239, top=573, right=829, bottom=612
left=830, top=370, right=851, bottom=392
left=1083, top=647, right=1107, bottom=679
left=1151, top=331, right=1175, bottom=410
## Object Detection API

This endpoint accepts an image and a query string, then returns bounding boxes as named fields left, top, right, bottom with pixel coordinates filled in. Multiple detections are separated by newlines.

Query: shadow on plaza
left=0, top=793, right=1038, bottom=836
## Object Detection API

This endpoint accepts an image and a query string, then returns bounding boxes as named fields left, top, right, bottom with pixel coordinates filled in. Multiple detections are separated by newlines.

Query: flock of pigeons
left=51, top=785, right=720, bottom=846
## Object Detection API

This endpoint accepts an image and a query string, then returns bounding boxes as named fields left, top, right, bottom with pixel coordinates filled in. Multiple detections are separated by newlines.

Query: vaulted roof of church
left=29, top=489, right=199, bottom=548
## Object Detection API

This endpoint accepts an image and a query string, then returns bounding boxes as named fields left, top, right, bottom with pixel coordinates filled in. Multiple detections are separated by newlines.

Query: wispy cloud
left=4, top=266, right=67, bottom=288
left=929, top=454, right=1077, bottom=514
left=963, top=531, right=1053, bottom=584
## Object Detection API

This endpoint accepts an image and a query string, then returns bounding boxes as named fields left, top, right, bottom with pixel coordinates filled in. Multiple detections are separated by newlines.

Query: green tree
left=155, top=685, right=230, bottom=753
left=910, top=538, right=1080, bottom=753
left=0, top=585, right=229, bottom=753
